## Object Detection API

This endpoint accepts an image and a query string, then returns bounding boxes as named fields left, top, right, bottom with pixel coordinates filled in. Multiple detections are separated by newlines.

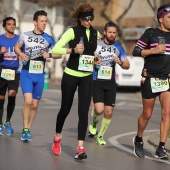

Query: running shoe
left=133, top=136, right=145, bottom=159
left=155, top=146, right=169, bottom=160
left=21, top=128, right=31, bottom=141
left=88, top=118, right=98, bottom=137
left=4, top=121, right=14, bottom=135
left=96, top=136, right=106, bottom=145
left=0, top=125, right=4, bottom=136
left=74, top=146, right=87, bottom=160
left=52, top=136, right=62, bottom=155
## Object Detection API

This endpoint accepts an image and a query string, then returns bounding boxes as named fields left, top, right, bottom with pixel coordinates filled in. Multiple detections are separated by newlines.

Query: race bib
left=150, top=78, right=169, bottom=93
left=1, top=69, right=15, bottom=80
left=29, top=60, right=44, bottom=73
left=78, top=55, right=94, bottom=72
left=97, top=66, right=112, bottom=79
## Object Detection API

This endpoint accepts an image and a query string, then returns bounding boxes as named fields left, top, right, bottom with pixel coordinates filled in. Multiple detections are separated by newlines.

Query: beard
left=105, top=36, right=115, bottom=44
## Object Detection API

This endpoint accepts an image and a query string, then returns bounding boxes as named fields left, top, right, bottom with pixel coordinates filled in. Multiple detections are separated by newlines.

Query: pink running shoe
left=52, top=136, right=62, bottom=155
left=74, top=146, right=87, bottom=160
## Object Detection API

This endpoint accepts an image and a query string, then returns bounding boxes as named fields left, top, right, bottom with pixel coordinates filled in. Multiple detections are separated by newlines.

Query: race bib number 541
left=150, top=78, right=169, bottom=93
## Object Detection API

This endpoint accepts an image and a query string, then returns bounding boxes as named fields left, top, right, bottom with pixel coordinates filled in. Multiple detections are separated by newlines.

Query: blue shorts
left=20, top=70, right=44, bottom=100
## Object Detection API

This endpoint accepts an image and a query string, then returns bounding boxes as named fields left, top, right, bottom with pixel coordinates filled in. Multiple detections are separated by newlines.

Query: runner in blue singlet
left=0, top=17, right=20, bottom=136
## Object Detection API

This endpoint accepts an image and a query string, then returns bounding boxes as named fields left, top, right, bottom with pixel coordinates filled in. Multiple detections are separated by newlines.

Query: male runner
left=89, top=21, right=130, bottom=145
left=14, top=10, right=61, bottom=141
left=133, top=4, right=170, bottom=159
left=0, top=17, right=20, bottom=136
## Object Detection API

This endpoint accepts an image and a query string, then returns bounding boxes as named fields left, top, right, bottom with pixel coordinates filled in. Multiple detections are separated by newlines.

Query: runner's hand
left=0, top=47, right=6, bottom=54
left=20, top=53, right=29, bottom=61
left=41, top=50, right=50, bottom=58
left=94, top=56, right=101, bottom=65
left=113, top=56, right=122, bottom=65
left=154, top=44, right=166, bottom=54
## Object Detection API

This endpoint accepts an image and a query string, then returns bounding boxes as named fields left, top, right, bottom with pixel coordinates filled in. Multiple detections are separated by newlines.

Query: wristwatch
left=49, top=53, right=52, bottom=58
left=71, top=48, right=75, bottom=54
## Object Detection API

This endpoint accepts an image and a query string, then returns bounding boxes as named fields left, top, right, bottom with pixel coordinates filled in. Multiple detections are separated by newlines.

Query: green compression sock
left=98, top=117, right=111, bottom=137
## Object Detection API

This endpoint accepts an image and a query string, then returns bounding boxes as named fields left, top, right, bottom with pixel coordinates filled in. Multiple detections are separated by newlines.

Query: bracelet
left=119, top=62, right=123, bottom=66
left=49, top=53, right=52, bottom=58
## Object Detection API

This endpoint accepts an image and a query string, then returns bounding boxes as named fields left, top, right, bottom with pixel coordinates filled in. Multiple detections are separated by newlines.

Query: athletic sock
left=0, top=108, right=4, bottom=125
left=98, top=117, right=111, bottom=137
left=6, top=96, right=16, bottom=122
left=135, top=136, right=143, bottom=143
left=0, top=99, right=5, bottom=125
left=158, top=142, right=165, bottom=148
left=93, top=111, right=99, bottom=120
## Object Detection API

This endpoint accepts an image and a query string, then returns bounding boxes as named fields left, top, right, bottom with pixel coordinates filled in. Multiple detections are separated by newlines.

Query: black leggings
left=56, top=72, right=92, bottom=141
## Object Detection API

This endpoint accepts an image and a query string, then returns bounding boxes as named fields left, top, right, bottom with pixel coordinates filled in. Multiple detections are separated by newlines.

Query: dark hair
left=70, top=3, right=94, bottom=26
left=2, top=17, right=16, bottom=27
left=104, top=21, right=118, bottom=31
left=33, top=10, right=47, bottom=21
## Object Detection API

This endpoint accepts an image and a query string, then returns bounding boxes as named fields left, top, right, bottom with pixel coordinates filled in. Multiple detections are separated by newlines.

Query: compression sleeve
left=133, top=46, right=142, bottom=56
left=52, top=28, right=74, bottom=55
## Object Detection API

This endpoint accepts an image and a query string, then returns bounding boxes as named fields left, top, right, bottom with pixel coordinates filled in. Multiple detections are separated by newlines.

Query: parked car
left=115, top=56, right=144, bottom=87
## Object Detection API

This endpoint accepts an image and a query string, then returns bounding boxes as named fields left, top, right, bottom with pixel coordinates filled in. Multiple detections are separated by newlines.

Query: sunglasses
left=82, top=16, right=94, bottom=22
left=157, top=6, right=170, bottom=19
left=162, top=6, right=170, bottom=12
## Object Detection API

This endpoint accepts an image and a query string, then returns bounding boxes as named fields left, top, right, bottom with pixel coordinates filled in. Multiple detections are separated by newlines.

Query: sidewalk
left=148, top=132, right=170, bottom=152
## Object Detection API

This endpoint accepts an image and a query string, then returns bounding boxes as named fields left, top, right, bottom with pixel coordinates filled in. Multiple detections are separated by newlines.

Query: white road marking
left=108, top=130, right=170, bottom=164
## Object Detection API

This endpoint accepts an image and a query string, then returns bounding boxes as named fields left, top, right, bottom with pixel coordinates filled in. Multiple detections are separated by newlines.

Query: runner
left=88, top=21, right=130, bottom=145
left=14, top=10, right=61, bottom=141
left=51, top=3, right=101, bottom=160
left=0, top=17, right=20, bottom=136
left=132, top=3, right=170, bottom=159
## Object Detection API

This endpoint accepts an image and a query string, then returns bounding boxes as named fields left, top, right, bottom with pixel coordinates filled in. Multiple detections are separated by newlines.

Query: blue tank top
left=0, top=34, right=20, bottom=73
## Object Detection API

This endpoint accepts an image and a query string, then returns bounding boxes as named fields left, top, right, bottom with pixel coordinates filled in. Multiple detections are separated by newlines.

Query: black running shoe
left=155, top=146, right=169, bottom=160
left=133, top=137, right=145, bottom=159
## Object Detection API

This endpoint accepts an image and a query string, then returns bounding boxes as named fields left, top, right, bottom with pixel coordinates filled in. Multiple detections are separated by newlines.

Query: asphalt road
left=0, top=85, right=170, bottom=170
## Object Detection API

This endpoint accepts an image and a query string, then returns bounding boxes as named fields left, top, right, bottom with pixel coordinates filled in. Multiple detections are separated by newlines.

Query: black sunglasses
left=163, top=6, right=170, bottom=12
left=158, top=6, right=170, bottom=18
left=82, top=16, right=94, bottom=22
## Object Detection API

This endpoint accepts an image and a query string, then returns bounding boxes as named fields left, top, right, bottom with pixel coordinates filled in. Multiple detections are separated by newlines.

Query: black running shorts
left=141, top=77, right=170, bottom=99
left=0, top=73, right=20, bottom=95
left=93, top=80, right=116, bottom=107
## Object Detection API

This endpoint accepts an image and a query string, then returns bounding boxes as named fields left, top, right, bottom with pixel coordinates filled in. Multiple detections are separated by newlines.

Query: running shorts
left=20, top=70, right=44, bottom=100
left=0, top=73, right=20, bottom=95
left=141, top=77, right=170, bottom=99
left=93, top=80, right=116, bottom=107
